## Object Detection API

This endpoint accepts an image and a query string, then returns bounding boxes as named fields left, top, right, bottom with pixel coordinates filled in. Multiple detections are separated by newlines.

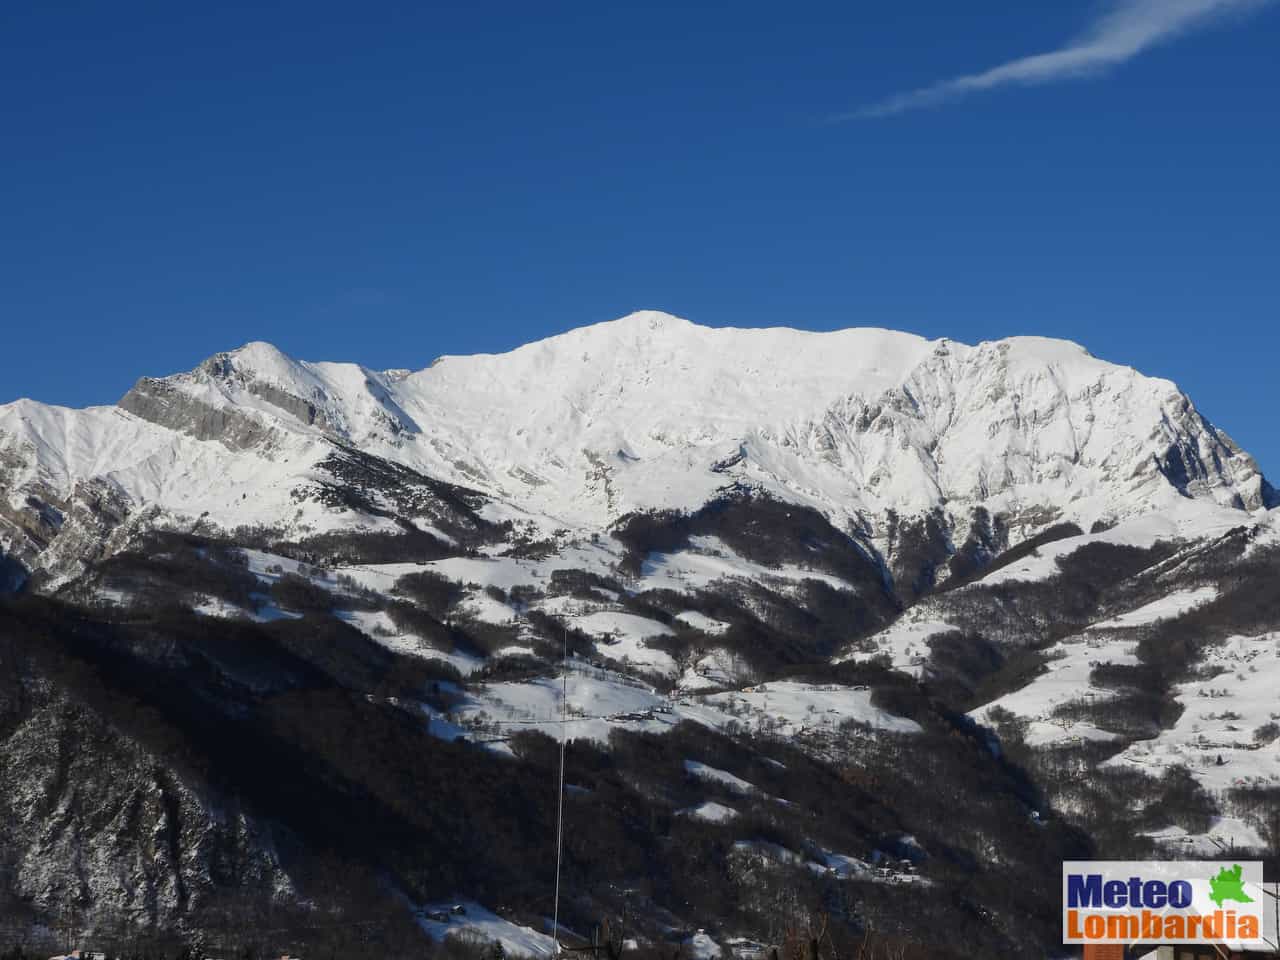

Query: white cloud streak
left=843, top=0, right=1274, bottom=119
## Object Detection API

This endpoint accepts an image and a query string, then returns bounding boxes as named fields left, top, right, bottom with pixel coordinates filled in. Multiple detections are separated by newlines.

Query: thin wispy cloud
left=842, top=0, right=1273, bottom=120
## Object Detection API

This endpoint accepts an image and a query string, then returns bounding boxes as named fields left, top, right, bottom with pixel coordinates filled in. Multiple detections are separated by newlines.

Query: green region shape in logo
left=1208, top=864, right=1255, bottom=907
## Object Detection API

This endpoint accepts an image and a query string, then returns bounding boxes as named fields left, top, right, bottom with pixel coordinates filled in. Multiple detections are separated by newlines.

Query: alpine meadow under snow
left=1, top=311, right=1278, bottom=958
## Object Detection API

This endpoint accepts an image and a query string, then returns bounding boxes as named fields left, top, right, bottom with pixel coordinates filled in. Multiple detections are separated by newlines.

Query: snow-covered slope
left=0, top=310, right=1273, bottom=588
left=390, top=312, right=1270, bottom=527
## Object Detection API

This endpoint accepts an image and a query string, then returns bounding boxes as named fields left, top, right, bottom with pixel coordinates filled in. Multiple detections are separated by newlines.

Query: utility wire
left=552, top=627, right=568, bottom=956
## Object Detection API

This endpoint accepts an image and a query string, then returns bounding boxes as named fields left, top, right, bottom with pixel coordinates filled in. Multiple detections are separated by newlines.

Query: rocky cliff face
left=0, top=647, right=296, bottom=936
left=118, top=377, right=285, bottom=451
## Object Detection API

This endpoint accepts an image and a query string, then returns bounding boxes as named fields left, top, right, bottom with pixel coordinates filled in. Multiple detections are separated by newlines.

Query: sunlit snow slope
left=0, top=310, right=1272, bottom=586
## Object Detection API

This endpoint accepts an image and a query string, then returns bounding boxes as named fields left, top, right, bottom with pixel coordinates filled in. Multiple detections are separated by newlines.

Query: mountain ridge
left=1, top=311, right=1275, bottom=590
left=3, top=312, right=1280, bottom=955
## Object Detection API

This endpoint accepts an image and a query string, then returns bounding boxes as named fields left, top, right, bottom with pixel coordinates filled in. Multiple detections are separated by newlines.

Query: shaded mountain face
left=0, top=313, right=1277, bottom=957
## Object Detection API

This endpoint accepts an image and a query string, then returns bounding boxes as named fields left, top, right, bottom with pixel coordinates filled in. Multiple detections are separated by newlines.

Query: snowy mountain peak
left=381, top=313, right=1271, bottom=525
left=993, top=334, right=1095, bottom=363
left=0, top=312, right=1274, bottom=590
left=201, top=339, right=313, bottom=383
left=595, top=308, right=692, bottom=333
left=195, top=339, right=380, bottom=405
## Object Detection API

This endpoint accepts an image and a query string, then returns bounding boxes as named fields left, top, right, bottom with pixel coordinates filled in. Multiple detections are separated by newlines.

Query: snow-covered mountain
left=1, top=310, right=1272, bottom=588
left=3, top=311, right=1279, bottom=956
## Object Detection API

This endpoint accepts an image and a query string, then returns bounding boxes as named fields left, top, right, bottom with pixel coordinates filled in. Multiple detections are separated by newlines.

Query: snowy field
left=1111, top=632, right=1280, bottom=793
left=684, top=759, right=756, bottom=795
left=970, top=588, right=1222, bottom=748
left=678, top=800, right=739, bottom=823
left=414, top=900, right=558, bottom=959
left=675, top=610, right=730, bottom=634
left=444, top=668, right=922, bottom=748
left=1141, top=816, right=1267, bottom=855
left=336, top=608, right=488, bottom=674
left=677, top=649, right=755, bottom=693
left=1089, top=586, right=1218, bottom=630
left=576, top=610, right=677, bottom=676
left=978, top=504, right=1250, bottom=586
left=330, top=540, right=815, bottom=684
left=687, top=681, right=923, bottom=737
left=640, top=536, right=853, bottom=593
left=835, top=615, right=961, bottom=678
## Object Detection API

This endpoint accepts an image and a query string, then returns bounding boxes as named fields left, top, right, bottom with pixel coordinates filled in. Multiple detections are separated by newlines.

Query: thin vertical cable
left=552, top=627, right=568, bottom=953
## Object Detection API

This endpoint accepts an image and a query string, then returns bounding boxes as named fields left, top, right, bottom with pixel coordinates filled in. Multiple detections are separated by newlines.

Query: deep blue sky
left=3, top=2, right=1277, bottom=473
